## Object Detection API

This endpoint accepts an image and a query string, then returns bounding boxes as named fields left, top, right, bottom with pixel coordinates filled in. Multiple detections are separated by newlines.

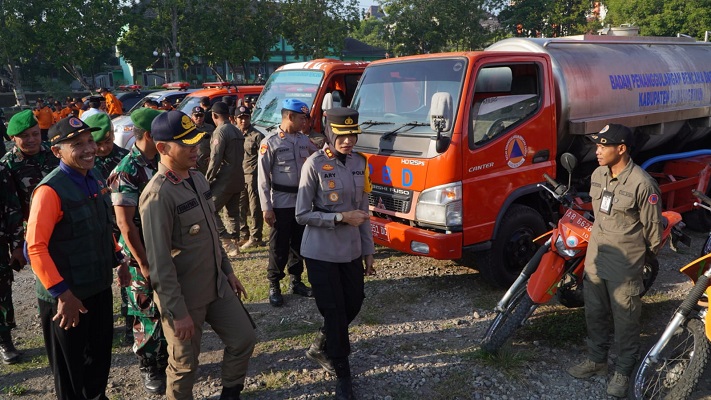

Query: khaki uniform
left=239, top=125, right=265, bottom=242
left=206, top=123, right=245, bottom=237
left=139, top=163, right=255, bottom=399
left=195, top=122, right=215, bottom=175
left=257, top=129, right=316, bottom=283
left=584, top=159, right=662, bottom=375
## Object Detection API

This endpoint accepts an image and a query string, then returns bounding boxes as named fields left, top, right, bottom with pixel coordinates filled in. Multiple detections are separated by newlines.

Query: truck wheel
left=481, top=204, right=546, bottom=288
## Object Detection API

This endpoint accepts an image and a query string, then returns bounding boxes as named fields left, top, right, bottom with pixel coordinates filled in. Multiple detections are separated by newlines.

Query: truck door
left=462, top=58, right=556, bottom=286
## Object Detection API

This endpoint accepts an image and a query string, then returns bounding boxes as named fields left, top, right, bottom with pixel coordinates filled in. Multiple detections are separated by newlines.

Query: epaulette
left=165, top=169, right=182, bottom=184
left=324, top=147, right=335, bottom=159
left=147, top=174, right=167, bottom=194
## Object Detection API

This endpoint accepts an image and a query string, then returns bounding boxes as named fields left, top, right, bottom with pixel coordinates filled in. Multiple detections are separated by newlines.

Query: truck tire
left=480, top=204, right=546, bottom=288
left=633, top=318, right=710, bottom=400
left=480, top=285, right=537, bottom=354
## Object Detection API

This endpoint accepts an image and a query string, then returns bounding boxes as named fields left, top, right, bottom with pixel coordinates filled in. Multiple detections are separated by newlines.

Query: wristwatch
left=335, top=213, right=344, bottom=223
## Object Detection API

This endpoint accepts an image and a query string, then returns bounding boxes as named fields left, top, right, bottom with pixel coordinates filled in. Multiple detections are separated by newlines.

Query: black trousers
left=267, top=207, right=305, bottom=282
left=305, top=257, right=365, bottom=359
left=39, top=288, right=113, bottom=400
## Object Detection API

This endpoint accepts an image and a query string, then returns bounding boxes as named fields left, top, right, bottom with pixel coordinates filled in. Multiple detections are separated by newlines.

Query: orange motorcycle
left=481, top=153, right=688, bottom=354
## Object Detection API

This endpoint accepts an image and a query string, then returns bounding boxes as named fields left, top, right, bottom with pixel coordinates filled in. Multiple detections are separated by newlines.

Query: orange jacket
left=104, top=92, right=123, bottom=116
left=33, top=106, right=54, bottom=129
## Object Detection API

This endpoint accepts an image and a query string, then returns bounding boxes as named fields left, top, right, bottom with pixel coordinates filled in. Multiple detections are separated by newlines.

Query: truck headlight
left=415, top=182, right=462, bottom=227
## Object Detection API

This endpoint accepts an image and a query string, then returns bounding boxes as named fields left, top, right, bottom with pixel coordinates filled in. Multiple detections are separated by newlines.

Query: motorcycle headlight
left=415, top=182, right=462, bottom=228
left=555, top=235, right=581, bottom=258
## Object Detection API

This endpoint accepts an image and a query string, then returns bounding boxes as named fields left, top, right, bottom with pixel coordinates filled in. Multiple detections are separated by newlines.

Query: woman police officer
left=295, top=107, right=375, bottom=399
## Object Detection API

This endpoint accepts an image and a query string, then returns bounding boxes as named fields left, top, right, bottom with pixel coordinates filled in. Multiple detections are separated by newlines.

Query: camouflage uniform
left=0, top=143, right=59, bottom=221
left=106, top=145, right=166, bottom=362
left=95, top=145, right=129, bottom=181
left=0, top=164, right=23, bottom=333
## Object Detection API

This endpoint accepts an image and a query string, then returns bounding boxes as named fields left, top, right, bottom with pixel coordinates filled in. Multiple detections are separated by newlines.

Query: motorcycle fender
left=706, top=287, right=711, bottom=341
left=527, top=251, right=566, bottom=304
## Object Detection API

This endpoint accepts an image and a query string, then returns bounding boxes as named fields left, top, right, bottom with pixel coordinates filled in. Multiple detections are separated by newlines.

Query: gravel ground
left=2, top=229, right=711, bottom=400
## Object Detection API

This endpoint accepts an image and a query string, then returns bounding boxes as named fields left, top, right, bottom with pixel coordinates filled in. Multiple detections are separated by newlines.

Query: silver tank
left=487, top=36, right=711, bottom=162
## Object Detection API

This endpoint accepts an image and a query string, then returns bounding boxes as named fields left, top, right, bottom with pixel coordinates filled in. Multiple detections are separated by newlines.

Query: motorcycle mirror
left=560, top=153, right=578, bottom=174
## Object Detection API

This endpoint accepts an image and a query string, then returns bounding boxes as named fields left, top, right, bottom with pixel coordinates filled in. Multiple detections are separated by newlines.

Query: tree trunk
left=6, top=63, right=26, bottom=106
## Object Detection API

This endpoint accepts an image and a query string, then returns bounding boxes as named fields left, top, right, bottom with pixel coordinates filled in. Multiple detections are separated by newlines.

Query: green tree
left=604, top=0, right=711, bottom=39
left=249, top=0, right=284, bottom=79
left=496, top=0, right=594, bottom=38
left=0, top=0, right=39, bottom=104
left=280, top=0, right=361, bottom=59
left=33, top=0, right=128, bottom=89
left=351, top=14, right=390, bottom=51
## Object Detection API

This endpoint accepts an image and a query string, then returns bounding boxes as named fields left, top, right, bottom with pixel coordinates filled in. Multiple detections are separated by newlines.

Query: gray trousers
left=583, top=272, right=642, bottom=376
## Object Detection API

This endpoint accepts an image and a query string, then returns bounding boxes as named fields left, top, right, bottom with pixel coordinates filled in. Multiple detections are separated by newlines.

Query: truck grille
left=368, top=184, right=413, bottom=213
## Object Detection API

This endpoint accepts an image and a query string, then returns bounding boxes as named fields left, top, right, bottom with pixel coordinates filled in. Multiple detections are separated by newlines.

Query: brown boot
left=220, top=238, right=240, bottom=257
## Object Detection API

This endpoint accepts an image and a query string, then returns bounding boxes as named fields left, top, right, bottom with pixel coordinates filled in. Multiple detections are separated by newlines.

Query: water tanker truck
left=347, top=34, right=711, bottom=287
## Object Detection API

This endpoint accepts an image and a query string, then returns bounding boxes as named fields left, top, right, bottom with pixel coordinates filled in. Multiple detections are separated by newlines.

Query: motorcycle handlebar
left=543, top=173, right=559, bottom=188
left=692, top=189, right=711, bottom=207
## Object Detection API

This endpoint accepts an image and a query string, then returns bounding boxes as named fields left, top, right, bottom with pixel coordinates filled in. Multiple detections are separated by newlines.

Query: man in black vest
left=25, top=116, right=130, bottom=399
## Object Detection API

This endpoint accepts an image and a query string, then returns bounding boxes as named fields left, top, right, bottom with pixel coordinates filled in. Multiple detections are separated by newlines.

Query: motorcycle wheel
left=633, top=318, right=710, bottom=400
left=480, top=285, right=537, bottom=354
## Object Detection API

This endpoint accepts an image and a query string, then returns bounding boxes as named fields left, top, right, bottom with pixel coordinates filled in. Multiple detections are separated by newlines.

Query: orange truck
left=350, top=34, right=711, bottom=287
left=251, top=59, right=369, bottom=135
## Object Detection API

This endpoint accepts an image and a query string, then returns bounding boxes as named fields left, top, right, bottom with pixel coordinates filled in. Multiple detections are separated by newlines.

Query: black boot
left=269, top=282, right=283, bottom=307
left=333, top=358, right=354, bottom=400
left=0, top=331, right=20, bottom=365
left=139, top=357, right=166, bottom=395
left=306, top=329, right=335, bottom=375
left=289, top=275, right=313, bottom=297
left=219, top=383, right=244, bottom=400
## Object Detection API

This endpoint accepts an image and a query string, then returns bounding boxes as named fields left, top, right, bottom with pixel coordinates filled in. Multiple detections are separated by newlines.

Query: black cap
left=211, top=101, right=229, bottom=115
left=588, top=124, right=633, bottom=146
left=48, top=116, right=100, bottom=145
left=235, top=105, right=250, bottom=117
left=192, top=106, right=204, bottom=115
left=98, top=87, right=110, bottom=93
left=327, top=107, right=361, bottom=135
left=151, top=111, right=206, bottom=145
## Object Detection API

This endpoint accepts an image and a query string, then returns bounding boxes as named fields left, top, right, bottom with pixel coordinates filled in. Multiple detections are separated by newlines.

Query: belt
left=272, top=183, right=298, bottom=193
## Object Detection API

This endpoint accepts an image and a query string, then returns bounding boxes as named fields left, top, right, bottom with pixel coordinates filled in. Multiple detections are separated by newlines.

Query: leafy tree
left=0, top=0, right=39, bottom=104
left=33, top=0, right=129, bottom=89
left=280, top=0, right=361, bottom=59
left=249, top=0, right=284, bottom=79
left=604, top=0, right=711, bottom=39
left=496, top=0, right=594, bottom=38
left=351, top=14, right=390, bottom=51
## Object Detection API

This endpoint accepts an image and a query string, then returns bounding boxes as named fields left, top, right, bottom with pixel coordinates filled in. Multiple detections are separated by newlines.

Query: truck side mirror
left=321, top=93, right=334, bottom=112
left=430, top=92, right=453, bottom=153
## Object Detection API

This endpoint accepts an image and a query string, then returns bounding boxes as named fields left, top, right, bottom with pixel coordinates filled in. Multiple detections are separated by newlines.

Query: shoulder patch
left=165, top=170, right=182, bottom=184
left=259, top=143, right=268, bottom=155
left=177, top=198, right=199, bottom=214
left=278, top=131, right=285, bottom=139
left=648, top=193, right=659, bottom=205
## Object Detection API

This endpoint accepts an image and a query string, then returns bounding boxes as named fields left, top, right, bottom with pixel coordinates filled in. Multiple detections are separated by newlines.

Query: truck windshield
left=252, top=70, right=325, bottom=127
left=351, top=58, right=466, bottom=135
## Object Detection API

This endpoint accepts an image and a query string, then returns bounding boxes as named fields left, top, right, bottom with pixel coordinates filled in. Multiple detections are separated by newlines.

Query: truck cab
left=251, top=59, right=369, bottom=135
left=352, top=52, right=559, bottom=287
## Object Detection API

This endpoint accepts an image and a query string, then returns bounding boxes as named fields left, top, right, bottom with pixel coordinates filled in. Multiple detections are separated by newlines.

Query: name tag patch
left=177, top=199, right=199, bottom=214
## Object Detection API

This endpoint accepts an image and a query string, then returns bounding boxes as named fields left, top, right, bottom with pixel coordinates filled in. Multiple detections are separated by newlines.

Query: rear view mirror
left=429, top=92, right=452, bottom=132
left=560, top=153, right=578, bottom=174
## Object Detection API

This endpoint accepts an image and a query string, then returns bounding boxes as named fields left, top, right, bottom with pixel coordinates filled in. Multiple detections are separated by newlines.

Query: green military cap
left=130, top=108, right=162, bottom=132
left=7, top=110, right=38, bottom=136
left=84, top=113, right=112, bottom=142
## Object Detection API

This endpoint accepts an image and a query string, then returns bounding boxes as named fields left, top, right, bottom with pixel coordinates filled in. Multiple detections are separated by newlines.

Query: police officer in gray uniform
left=567, top=124, right=662, bottom=398
left=257, top=99, right=317, bottom=307
left=296, top=107, right=375, bottom=400
left=206, top=102, right=245, bottom=257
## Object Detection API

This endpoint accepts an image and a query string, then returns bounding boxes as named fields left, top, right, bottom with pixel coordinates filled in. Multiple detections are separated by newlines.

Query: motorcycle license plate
left=561, top=209, right=593, bottom=241
left=371, top=221, right=390, bottom=242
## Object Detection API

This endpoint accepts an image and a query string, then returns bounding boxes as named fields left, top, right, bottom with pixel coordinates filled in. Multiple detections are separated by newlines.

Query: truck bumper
left=370, top=216, right=462, bottom=259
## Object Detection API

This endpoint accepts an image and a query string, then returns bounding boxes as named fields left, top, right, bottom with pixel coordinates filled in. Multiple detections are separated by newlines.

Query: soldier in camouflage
left=0, top=110, right=59, bottom=362
left=1, top=110, right=60, bottom=221
left=85, top=113, right=129, bottom=179
left=106, top=108, right=168, bottom=394
left=0, top=163, right=24, bottom=364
